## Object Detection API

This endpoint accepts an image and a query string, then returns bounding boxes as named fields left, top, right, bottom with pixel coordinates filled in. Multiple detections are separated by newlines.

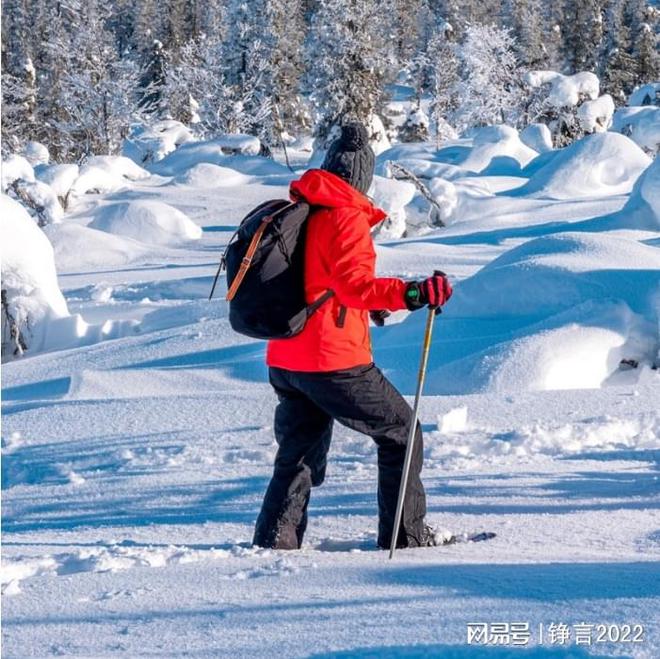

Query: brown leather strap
left=226, top=216, right=273, bottom=301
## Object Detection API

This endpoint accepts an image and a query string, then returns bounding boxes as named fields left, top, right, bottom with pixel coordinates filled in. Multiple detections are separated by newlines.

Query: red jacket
left=266, top=169, right=408, bottom=372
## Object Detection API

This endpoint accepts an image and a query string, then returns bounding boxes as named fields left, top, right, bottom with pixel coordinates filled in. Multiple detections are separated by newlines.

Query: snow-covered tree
left=562, top=0, right=604, bottom=73
left=633, top=5, right=659, bottom=86
left=600, top=0, right=637, bottom=102
left=502, top=0, right=547, bottom=68
left=51, top=2, right=142, bottom=159
left=451, top=25, right=523, bottom=132
left=1, top=57, right=37, bottom=156
left=304, top=0, right=391, bottom=145
left=399, top=105, right=430, bottom=142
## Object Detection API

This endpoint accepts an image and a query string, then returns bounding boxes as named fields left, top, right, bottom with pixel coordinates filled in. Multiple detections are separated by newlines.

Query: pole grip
left=432, top=270, right=446, bottom=314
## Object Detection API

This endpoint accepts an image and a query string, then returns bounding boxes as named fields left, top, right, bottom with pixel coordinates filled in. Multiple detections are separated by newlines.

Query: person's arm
left=327, top=209, right=408, bottom=311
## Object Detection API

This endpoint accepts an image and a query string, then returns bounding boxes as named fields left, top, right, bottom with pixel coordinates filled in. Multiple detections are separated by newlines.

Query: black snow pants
left=253, top=363, right=427, bottom=550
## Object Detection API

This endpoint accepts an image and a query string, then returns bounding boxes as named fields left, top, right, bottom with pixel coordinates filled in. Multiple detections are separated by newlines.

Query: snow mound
left=370, top=175, right=416, bottom=239
left=367, top=114, right=391, bottom=155
left=34, top=164, right=79, bottom=201
left=22, top=141, right=49, bottom=166
left=427, top=178, right=459, bottom=223
left=72, top=156, right=150, bottom=196
left=89, top=201, right=202, bottom=246
left=151, top=138, right=288, bottom=177
left=44, top=223, right=152, bottom=271
left=2, top=154, right=34, bottom=191
left=383, top=232, right=660, bottom=394
left=617, top=158, right=660, bottom=230
left=11, top=179, right=63, bottom=224
left=512, top=132, right=651, bottom=199
left=611, top=106, right=660, bottom=155
left=462, top=125, right=538, bottom=174
left=628, top=82, right=659, bottom=107
left=451, top=232, right=660, bottom=318
left=520, top=123, right=553, bottom=153
left=525, top=70, right=599, bottom=107
left=172, top=163, right=250, bottom=188
left=578, top=94, right=615, bottom=133
left=1, top=195, right=68, bottom=360
left=123, top=120, right=196, bottom=164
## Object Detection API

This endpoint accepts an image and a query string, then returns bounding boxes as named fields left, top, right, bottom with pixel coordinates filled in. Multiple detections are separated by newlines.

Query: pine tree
left=600, top=0, right=637, bottom=102
left=562, top=0, right=604, bottom=73
left=633, top=4, right=659, bottom=86
left=265, top=0, right=309, bottom=138
left=304, top=0, right=391, bottom=145
left=502, top=0, right=547, bottom=68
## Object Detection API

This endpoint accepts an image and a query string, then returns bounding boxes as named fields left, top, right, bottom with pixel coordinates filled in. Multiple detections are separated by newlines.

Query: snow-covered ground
left=2, top=133, right=660, bottom=657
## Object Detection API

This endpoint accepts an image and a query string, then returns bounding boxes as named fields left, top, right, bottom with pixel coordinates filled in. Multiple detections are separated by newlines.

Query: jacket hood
left=290, top=169, right=386, bottom=227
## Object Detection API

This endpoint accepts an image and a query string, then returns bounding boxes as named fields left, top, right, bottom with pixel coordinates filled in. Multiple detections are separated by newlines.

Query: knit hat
left=321, top=123, right=375, bottom=195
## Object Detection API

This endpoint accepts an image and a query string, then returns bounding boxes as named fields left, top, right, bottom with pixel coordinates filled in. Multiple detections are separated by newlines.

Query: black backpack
left=210, top=199, right=333, bottom=339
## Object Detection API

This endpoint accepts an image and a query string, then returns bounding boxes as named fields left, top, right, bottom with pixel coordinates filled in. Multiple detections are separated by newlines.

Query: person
left=253, top=123, right=453, bottom=551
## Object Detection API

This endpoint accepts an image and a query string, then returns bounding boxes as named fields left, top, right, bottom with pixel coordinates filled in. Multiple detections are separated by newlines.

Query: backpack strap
left=225, top=202, right=297, bottom=302
left=306, top=289, right=334, bottom=317
left=226, top=215, right=274, bottom=301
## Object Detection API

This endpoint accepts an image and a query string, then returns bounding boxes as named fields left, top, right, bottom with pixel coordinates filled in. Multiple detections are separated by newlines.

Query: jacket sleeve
left=326, top=208, right=408, bottom=311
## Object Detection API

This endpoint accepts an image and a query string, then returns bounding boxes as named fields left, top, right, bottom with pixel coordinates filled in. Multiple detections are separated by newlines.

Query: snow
left=628, top=82, right=660, bottom=107
left=1, top=153, right=35, bottom=191
left=22, top=140, right=50, bottom=166
left=172, top=162, right=251, bottom=188
left=11, top=178, right=64, bottom=224
left=3, top=126, right=660, bottom=657
left=520, top=123, right=553, bottom=153
left=512, top=132, right=652, bottom=199
left=122, top=120, right=196, bottom=164
left=577, top=94, right=615, bottom=133
left=367, top=113, right=392, bottom=155
left=611, top=105, right=660, bottom=154
left=88, top=200, right=202, bottom=246
left=380, top=232, right=659, bottom=395
left=0, top=195, right=69, bottom=358
left=460, top=125, right=538, bottom=174
left=71, top=156, right=150, bottom=196
left=617, top=157, right=660, bottom=230
left=525, top=70, right=600, bottom=107
left=44, top=223, right=152, bottom=270
left=370, top=175, right=416, bottom=238
left=34, top=163, right=80, bottom=201
left=151, top=138, right=289, bottom=177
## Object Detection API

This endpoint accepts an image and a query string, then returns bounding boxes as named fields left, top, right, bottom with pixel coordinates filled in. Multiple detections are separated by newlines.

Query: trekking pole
left=389, top=271, right=444, bottom=560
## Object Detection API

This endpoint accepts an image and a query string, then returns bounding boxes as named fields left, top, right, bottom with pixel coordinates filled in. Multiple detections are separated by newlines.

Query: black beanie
left=321, top=123, right=375, bottom=195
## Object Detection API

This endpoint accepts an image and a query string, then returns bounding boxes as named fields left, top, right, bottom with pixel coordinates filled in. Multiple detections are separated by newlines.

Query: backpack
left=210, top=199, right=333, bottom=339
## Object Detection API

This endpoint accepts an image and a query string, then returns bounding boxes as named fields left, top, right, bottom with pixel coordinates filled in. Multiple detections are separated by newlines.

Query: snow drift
left=511, top=132, right=651, bottom=199
left=172, top=163, right=250, bottom=188
left=44, top=223, right=152, bottom=271
left=1, top=154, right=34, bottom=191
left=380, top=232, right=660, bottom=394
left=616, top=157, right=660, bottom=230
left=1, top=195, right=68, bottom=360
left=610, top=106, right=660, bottom=155
left=151, top=139, right=289, bottom=177
left=88, top=201, right=202, bottom=246
left=34, top=164, right=80, bottom=203
left=123, top=120, right=195, bottom=164
left=71, top=156, right=150, bottom=196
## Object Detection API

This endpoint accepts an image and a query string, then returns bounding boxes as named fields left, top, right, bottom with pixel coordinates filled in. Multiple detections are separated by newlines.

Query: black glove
left=369, top=309, right=390, bottom=326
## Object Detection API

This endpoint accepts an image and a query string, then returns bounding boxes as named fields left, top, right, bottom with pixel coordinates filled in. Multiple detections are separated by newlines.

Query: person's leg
left=284, top=364, right=427, bottom=550
left=253, top=368, right=333, bottom=549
